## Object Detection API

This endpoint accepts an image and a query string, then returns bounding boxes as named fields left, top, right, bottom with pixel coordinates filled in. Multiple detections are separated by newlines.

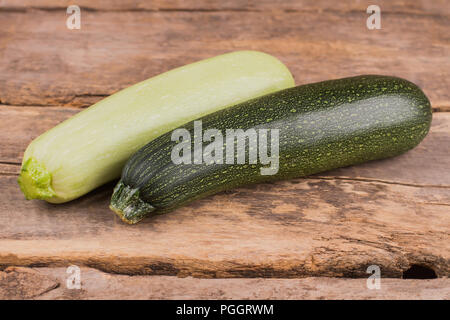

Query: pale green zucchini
left=18, top=51, right=294, bottom=203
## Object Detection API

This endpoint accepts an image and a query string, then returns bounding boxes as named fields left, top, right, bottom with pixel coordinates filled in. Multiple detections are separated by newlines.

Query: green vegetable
left=110, top=75, right=432, bottom=224
left=18, top=51, right=294, bottom=203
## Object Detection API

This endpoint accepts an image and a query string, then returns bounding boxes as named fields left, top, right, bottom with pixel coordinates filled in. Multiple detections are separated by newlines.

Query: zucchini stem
left=110, top=180, right=155, bottom=224
left=18, top=157, right=56, bottom=200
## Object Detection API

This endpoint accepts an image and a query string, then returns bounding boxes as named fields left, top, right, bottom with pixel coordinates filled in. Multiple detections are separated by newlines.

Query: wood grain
left=1, top=267, right=448, bottom=300
left=1, top=0, right=449, bottom=15
left=0, top=266, right=59, bottom=299
left=0, top=4, right=448, bottom=108
left=1, top=174, right=448, bottom=278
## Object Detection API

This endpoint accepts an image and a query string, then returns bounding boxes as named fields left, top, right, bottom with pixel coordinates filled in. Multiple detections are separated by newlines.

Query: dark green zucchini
left=110, top=75, right=432, bottom=224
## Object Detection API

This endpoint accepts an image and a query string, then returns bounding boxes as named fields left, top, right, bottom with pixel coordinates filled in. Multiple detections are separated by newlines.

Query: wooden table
left=0, top=0, right=449, bottom=299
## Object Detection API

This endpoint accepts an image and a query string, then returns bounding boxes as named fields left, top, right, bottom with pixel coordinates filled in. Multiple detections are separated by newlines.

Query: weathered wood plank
left=1, top=106, right=449, bottom=186
left=0, top=0, right=448, bottom=281
left=1, top=0, right=449, bottom=16
left=0, top=169, right=448, bottom=277
left=1, top=267, right=449, bottom=300
left=0, top=266, right=59, bottom=299
left=0, top=7, right=448, bottom=107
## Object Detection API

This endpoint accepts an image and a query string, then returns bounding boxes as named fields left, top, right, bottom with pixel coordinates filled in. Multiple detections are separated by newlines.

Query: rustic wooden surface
left=0, top=267, right=448, bottom=300
left=0, top=0, right=449, bottom=299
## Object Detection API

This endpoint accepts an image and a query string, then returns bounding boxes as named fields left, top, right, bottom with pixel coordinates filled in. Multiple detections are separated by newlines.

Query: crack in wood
left=432, top=106, right=450, bottom=112
left=0, top=94, right=110, bottom=108
left=33, top=281, right=60, bottom=297
left=0, top=6, right=448, bottom=19
left=313, top=176, right=450, bottom=189
left=0, top=160, right=21, bottom=166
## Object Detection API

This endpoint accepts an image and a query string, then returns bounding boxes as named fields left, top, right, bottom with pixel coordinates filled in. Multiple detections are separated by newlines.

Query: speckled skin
left=111, top=75, right=432, bottom=223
